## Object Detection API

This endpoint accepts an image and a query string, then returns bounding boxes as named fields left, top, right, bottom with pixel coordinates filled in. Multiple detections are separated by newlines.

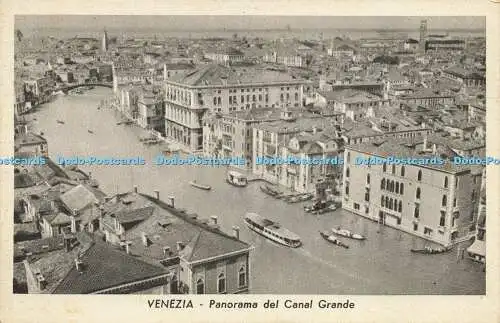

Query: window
left=381, top=178, right=386, bottom=189
left=354, top=203, right=360, bottom=210
left=401, top=166, right=405, bottom=177
left=413, top=223, right=418, bottom=231
left=217, top=273, right=226, bottom=293
left=238, top=266, right=247, bottom=288
left=392, top=165, right=396, bottom=174
left=366, top=174, right=370, bottom=184
left=424, top=227, right=432, bottom=235
left=345, top=184, right=349, bottom=195
left=381, top=196, right=385, bottom=207
left=400, top=183, right=404, bottom=195
left=444, top=176, right=449, bottom=188
left=442, top=195, right=447, bottom=207
left=416, top=187, right=421, bottom=199
left=196, top=278, right=204, bottom=294
left=414, top=205, right=419, bottom=218
left=395, top=182, right=400, bottom=194
left=346, top=167, right=350, bottom=178
left=471, top=189, right=476, bottom=201
left=439, top=211, right=446, bottom=227
left=385, top=196, right=389, bottom=207
left=389, top=198, right=393, bottom=210
left=417, top=170, right=422, bottom=181
left=383, top=163, right=387, bottom=172
left=365, top=206, right=369, bottom=214
left=453, top=198, right=457, bottom=207
left=364, top=190, right=370, bottom=202
left=398, top=201, right=402, bottom=213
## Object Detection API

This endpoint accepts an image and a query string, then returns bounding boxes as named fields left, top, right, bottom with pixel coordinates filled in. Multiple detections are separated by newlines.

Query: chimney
left=141, top=232, right=149, bottom=247
left=71, top=215, right=77, bottom=233
left=74, top=258, right=83, bottom=271
left=423, top=136, right=428, bottom=151
left=154, top=190, right=160, bottom=200
left=134, top=185, right=138, bottom=193
left=168, top=195, right=175, bottom=208
left=125, top=241, right=132, bottom=254
left=176, top=241, right=184, bottom=252
left=232, top=226, right=240, bottom=239
left=210, top=215, right=218, bottom=225
left=163, top=246, right=170, bottom=257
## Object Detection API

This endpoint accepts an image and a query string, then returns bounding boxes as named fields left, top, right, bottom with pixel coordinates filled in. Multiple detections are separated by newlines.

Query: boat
left=88, top=130, right=94, bottom=134
left=56, top=120, right=65, bottom=124
left=260, top=185, right=282, bottom=197
left=226, top=171, right=248, bottom=187
left=319, top=231, right=349, bottom=248
left=331, top=227, right=366, bottom=240
left=411, top=246, right=451, bottom=254
left=304, top=200, right=328, bottom=213
left=189, top=180, right=212, bottom=191
left=297, top=193, right=313, bottom=202
left=312, top=204, right=337, bottom=215
left=244, top=213, right=302, bottom=248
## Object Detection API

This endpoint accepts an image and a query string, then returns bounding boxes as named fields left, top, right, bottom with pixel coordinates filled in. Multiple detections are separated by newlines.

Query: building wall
left=342, top=148, right=481, bottom=246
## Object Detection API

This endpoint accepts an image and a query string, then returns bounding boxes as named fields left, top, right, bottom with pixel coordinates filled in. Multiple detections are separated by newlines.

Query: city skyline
left=15, top=15, right=485, bottom=32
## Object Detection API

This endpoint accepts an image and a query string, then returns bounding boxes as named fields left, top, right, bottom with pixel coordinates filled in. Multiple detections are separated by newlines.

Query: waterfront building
left=327, top=44, right=356, bottom=59
left=252, top=109, right=340, bottom=184
left=164, top=64, right=307, bottom=151
left=23, top=76, right=56, bottom=104
left=99, top=189, right=252, bottom=294
left=467, top=169, right=486, bottom=263
left=14, top=129, right=48, bottom=157
left=342, top=136, right=483, bottom=246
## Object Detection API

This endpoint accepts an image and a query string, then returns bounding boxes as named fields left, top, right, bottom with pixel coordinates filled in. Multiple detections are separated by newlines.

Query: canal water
left=28, top=88, right=485, bottom=294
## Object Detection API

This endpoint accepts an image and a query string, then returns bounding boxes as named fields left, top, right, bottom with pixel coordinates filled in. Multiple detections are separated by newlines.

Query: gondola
left=319, top=231, right=349, bottom=249
left=189, top=180, right=212, bottom=191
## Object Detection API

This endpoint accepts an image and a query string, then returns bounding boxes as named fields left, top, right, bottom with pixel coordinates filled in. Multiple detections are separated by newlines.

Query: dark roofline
left=139, top=193, right=250, bottom=249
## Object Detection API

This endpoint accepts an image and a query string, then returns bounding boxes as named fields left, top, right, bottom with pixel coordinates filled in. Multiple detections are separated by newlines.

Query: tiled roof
left=168, top=64, right=302, bottom=87
left=115, top=206, right=155, bottom=224
left=52, top=240, right=166, bottom=294
left=59, top=184, right=99, bottom=213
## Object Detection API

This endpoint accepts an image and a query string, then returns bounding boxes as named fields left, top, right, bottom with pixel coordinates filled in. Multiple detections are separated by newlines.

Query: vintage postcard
left=0, top=0, right=498, bottom=322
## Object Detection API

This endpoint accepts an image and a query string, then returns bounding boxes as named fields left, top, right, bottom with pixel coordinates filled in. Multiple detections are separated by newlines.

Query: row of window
left=195, top=267, right=247, bottom=294
left=381, top=195, right=403, bottom=213
left=381, top=178, right=404, bottom=195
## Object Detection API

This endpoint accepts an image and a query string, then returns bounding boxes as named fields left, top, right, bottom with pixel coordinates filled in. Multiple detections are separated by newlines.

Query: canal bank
left=26, top=87, right=485, bottom=294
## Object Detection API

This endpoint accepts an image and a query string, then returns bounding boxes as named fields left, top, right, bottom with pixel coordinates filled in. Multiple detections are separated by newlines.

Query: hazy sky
left=16, top=15, right=485, bottom=31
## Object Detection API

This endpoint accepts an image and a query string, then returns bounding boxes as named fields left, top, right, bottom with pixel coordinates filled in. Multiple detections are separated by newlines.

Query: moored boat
left=312, top=204, right=337, bottom=215
left=88, top=130, right=94, bottom=134
left=244, top=213, right=302, bottom=248
left=319, top=231, right=349, bottom=248
left=411, top=246, right=451, bottom=254
left=56, top=120, right=65, bottom=124
left=226, top=171, right=248, bottom=187
left=331, top=227, right=366, bottom=240
left=189, top=180, right=212, bottom=191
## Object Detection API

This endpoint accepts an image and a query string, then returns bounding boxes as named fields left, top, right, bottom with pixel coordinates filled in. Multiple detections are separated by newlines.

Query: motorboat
left=244, top=213, right=301, bottom=248
left=226, top=171, right=248, bottom=187
left=319, top=230, right=349, bottom=248
left=331, top=227, right=366, bottom=240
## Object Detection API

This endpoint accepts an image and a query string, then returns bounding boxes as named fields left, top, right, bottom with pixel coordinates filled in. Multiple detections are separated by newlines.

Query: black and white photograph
left=10, top=14, right=489, bottom=297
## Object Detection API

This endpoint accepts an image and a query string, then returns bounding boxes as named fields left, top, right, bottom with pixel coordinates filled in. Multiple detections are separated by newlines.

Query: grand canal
left=27, top=88, right=485, bottom=294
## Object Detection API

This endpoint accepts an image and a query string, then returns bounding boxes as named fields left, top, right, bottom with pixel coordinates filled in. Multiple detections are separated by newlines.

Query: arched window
left=381, top=196, right=385, bottom=207
left=401, top=166, right=405, bottom=177
left=390, top=181, right=394, bottom=192
left=395, top=182, right=400, bottom=194
left=416, top=187, right=421, bottom=199
left=442, top=195, right=447, bottom=207
left=400, top=183, right=404, bottom=195
left=398, top=201, right=402, bottom=212
left=367, top=174, right=370, bottom=184
left=346, top=167, right=350, bottom=178
left=217, top=273, right=226, bottom=293
left=439, top=211, right=446, bottom=227
left=417, top=170, right=422, bottom=181
left=196, top=278, right=204, bottom=294
left=347, top=152, right=351, bottom=163
left=238, top=266, right=247, bottom=288
left=444, top=176, right=449, bottom=188
left=381, top=178, right=386, bottom=189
